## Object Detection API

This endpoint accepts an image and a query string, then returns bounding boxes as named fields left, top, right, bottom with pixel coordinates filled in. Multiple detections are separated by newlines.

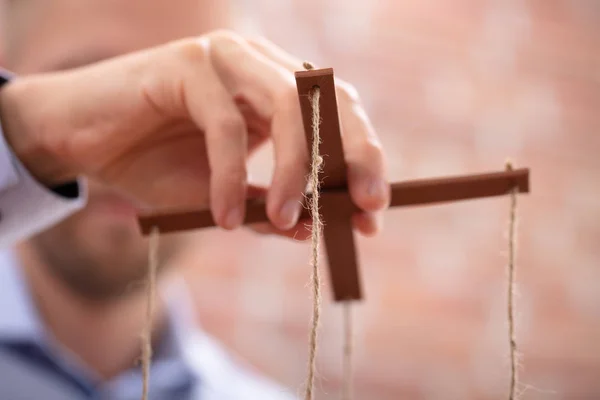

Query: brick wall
left=176, top=1, right=600, bottom=399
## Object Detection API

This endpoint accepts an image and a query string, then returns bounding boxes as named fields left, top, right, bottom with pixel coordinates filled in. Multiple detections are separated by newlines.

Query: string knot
left=505, top=159, right=514, bottom=171
left=316, top=155, right=323, bottom=168
left=303, top=61, right=316, bottom=70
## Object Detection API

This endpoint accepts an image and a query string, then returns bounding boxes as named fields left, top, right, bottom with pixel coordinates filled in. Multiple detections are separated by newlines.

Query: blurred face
left=4, top=0, right=231, bottom=300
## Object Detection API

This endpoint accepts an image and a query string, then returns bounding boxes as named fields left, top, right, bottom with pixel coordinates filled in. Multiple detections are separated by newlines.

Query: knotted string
left=342, top=302, right=354, bottom=400
left=303, top=61, right=323, bottom=400
left=141, top=226, right=159, bottom=400
left=302, top=61, right=355, bottom=400
left=505, top=161, right=519, bottom=400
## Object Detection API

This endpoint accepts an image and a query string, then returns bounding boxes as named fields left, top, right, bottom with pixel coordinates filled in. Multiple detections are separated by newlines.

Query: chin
left=80, top=184, right=145, bottom=230
left=59, top=213, right=148, bottom=269
left=27, top=234, right=151, bottom=302
left=81, top=209, right=142, bottom=234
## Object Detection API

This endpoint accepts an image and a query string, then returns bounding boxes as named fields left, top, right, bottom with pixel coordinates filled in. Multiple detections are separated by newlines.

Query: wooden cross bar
left=137, top=68, right=530, bottom=303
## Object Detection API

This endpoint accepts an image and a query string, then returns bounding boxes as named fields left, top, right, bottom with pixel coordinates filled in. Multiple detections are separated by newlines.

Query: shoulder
left=183, top=331, right=298, bottom=400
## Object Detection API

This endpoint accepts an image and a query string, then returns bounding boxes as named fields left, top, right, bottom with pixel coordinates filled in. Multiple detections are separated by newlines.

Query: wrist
left=0, top=76, right=77, bottom=186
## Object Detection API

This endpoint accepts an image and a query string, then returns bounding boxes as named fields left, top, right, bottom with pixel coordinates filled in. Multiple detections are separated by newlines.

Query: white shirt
left=0, top=114, right=87, bottom=248
left=0, top=68, right=86, bottom=248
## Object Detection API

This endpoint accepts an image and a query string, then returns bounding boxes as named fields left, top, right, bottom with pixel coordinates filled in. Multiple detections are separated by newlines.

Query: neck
left=15, top=243, right=166, bottom=381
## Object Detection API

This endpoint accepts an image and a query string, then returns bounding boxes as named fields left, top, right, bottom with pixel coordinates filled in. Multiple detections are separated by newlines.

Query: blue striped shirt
left=0, top=250, right=296, bottom=399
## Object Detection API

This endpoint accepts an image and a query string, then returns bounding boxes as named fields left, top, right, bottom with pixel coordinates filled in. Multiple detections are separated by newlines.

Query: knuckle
left=277, top=151, right=309, bottom=177
left=204, top=30, right=249, bottom=65
left=246, top=35, right=270, bottom=49
left=213, top=156, right=247, bottom=188
left=359, top=137, right=384, bottom=159
left=208, top=29, right=244, bottom=44
left=220, top=165, right=247, bottom=182
left=207, top=30, right=247, bottom=55
left=213, top=112, right=246, bottom=137
left=273, top=81, right=298, bottom=108
left=337, top=80, right=361, bottom=105
left=172, top=38, right=207, bottom=65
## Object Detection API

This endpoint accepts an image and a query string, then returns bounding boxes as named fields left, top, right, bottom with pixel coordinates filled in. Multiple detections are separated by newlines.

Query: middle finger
left=248, top=38, right=391, bottom=219
left=206, top=32, right=310, bottom=231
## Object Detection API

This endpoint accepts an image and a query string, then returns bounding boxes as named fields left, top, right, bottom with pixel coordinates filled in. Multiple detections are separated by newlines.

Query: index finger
left=248, top=38, right=391, bottom=212
left=206, top=32, right=310, bottom=231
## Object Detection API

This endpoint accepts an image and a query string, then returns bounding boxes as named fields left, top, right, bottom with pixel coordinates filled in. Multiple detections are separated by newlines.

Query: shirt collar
left=0, top=250, right=46, bottom=341
left=0, top=249, right=199, bottom=393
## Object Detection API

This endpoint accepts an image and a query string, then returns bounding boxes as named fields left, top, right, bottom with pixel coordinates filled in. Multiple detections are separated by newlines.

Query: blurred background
left=186, top=1, right=600, bottom=398
left=2, top=0, right=599, bottom=399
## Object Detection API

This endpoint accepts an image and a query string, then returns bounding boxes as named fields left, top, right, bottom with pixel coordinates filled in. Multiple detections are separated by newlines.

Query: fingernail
left=280, top=199, right=301, bottom=229
left=224, top=207, right=243, bottom=229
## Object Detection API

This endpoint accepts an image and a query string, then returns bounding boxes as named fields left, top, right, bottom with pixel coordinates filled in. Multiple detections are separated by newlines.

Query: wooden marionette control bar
left=137, top=169, right=530, bottom=234
left=136, top=68, right=530, bottom=302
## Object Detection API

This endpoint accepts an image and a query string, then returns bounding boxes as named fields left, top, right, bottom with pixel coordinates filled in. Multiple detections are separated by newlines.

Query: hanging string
left=505, top=161, right=519, bottom=400
left=303, top=61, right=324, bottom=400
left=342, top=302, right=354, bottom=400
left=141, top=226, right=159, bottom=400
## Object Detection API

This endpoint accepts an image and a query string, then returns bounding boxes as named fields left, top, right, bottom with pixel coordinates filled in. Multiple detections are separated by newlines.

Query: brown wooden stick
left=295, top=68, right=362, bottom=301
left=137, top=168, right=530, bottom=234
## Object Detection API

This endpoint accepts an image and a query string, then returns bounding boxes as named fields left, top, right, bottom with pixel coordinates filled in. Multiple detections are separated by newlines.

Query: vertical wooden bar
left=295, top=68, right=362, bottom=302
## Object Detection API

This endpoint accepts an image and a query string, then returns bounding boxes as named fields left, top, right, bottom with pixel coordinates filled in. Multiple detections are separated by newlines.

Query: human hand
left=0, top=31, right=390, bottom=236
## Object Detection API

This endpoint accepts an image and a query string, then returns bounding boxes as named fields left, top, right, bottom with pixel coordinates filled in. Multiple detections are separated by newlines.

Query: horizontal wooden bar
left=389, top=167, right=529, bottom=207
left=137, top=168, right=529, bottom=235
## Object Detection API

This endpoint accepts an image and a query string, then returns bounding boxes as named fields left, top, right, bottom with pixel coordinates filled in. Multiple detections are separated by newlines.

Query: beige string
left=505, top=161, right=519, bottom=400
left=342, top=302, right=354, bottom=400
left=141, top=226, right=159, bottom=400
left=303, top=61, right=323, bottom=400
